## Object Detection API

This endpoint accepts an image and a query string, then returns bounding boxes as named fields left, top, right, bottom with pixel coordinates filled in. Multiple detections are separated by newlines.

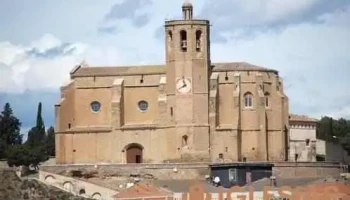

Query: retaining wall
left=39, top=170, right=117, bottom=200
left=40, top=161, right=347, bottom=180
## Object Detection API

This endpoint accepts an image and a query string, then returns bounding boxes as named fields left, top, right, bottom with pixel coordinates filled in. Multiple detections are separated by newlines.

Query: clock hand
left=178, top=85, right=186, bottom=90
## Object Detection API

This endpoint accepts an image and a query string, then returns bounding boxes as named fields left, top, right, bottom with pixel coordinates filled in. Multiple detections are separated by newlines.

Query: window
left=182, top=135, right=188, bottom=146
left=79, top=189, right=86, bottom=195
left=90, top=101, right=101, bottom=112
left=168, top=30, right=173, bottom=41
left=219, top=153, right=223, bottom=159
left=195, top=30, right=202, bottom=52
left=244, top=92, right=253, bottom=108
left=265, top=92, right=270, bottom=107
left=138, top=100, right=148, bottom=111
left=180, top=30, right=187, bottom=52
left=306, top=139, right=310, bottom=146
left=228, top=168, right=237, bottom=182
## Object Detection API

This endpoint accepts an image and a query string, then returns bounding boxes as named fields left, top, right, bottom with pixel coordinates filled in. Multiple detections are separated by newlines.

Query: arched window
left=168, top=30, right=172, bottom=42
left=79, top=189, right=86, bottom=195
left=265, top=92, right=270, bottom=107
left=182, top=135, right=188, bottom=146
left=195, top=30, right=202, bottom=52
left=180, top=30, right=187, bottom=52
left=244, top=92, right=253, bottom=108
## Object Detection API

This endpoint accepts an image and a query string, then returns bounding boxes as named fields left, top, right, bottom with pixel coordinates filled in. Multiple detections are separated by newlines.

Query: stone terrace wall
left=271, top=161, right=346, bottom=178
left=40, top=162, right=347, bottom=180
left=40, top=163, right=211, bottom=180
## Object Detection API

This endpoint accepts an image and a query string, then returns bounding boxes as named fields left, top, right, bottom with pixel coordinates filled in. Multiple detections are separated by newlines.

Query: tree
left=0, top=103, right=22, bottom=158
left=7, top=144, right=48, bottom=168
left=6, top=144, right=31, bottom=167
left=317, top=116, right=350, bottom=154
left=45, top=126, right=55, bottom=157
left=21, top=102, right=49, bottom=168
left=26, top=102, right=46, bottom=147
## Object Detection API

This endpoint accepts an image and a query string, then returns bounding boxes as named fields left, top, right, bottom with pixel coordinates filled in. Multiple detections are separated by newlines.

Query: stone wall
left=40, top=163, right=211, bottom=180
left=40, top=161, right=347, bottom=181
left=271, top=161, right=346, bottom=178
left=39, top=170, right=117, bottom=200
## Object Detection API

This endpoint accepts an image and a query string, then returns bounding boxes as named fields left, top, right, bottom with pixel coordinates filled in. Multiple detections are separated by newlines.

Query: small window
left=182, top=135, right=188, bottom=146
left=219, top=153, right=223, bottom=159
left=265, top=92, right=270, bottom=107
left=228, top=168, right=237, bottom=182
left=138, top=100, right=148, bottom=111
left=90, top=101, right=101, bottom=112
left=306, top=139, right=310, bottom=146
left=79, top=189, right=86, bottom=195
left=244, top=92, right=253, bottom=108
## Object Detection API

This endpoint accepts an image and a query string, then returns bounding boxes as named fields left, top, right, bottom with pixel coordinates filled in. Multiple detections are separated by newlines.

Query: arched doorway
left=125, top=143, right=143, bottom=163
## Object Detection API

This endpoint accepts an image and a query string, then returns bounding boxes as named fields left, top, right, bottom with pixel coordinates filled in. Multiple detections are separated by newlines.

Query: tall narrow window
left=182, top=135, right=188, bottom=146
left=168, top=30, right=173, bottom=41
left=180, top=30, right=187, bottom=52
left=195, top=30, right=202, bottom=52
left=244, top=92, right=253, bottom=108
left=265, top=92, right=270, bottom=107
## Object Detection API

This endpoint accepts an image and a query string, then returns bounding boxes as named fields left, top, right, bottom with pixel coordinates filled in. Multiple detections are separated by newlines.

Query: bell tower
left=164, top=1, right=211, bottom=161
left=165, top=1, right=211, bottom=124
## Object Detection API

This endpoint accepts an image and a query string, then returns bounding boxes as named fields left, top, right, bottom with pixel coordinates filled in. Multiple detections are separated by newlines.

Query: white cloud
left=0, top=34, right=125, bottom=93
left=29, top=34, right=62, bottom=53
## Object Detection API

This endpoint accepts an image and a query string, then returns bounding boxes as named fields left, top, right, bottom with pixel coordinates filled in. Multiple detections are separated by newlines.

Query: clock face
left=176, top=78, right=192, bottom=94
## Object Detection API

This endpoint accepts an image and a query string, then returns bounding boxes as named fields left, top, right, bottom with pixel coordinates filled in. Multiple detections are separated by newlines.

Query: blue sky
left=0, top=0, right=350, bottom=137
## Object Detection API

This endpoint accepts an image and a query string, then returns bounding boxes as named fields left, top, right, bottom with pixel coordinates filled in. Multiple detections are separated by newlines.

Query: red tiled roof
left=113, top=183, right=173, bottom=199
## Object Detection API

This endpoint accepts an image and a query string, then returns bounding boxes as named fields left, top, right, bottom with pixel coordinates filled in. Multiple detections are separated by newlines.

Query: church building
left=55, top=2, right=289, bottom=164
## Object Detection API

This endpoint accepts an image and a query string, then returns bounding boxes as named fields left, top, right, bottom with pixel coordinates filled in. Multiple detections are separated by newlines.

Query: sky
left=0, top=0, right=350, bottom=138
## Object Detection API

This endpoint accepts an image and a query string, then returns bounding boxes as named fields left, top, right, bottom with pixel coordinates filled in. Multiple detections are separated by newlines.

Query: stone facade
left=288, top=114, right=318, bottom=162
left=55, top=3, right=289, bottom=164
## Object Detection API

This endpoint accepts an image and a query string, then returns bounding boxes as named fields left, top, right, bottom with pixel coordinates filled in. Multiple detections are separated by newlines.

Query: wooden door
left=126, top=146, right=143, bottom=163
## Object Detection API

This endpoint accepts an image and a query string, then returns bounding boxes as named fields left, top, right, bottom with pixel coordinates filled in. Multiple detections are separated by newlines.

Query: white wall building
left=289, top=114, right=318, bottom=162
